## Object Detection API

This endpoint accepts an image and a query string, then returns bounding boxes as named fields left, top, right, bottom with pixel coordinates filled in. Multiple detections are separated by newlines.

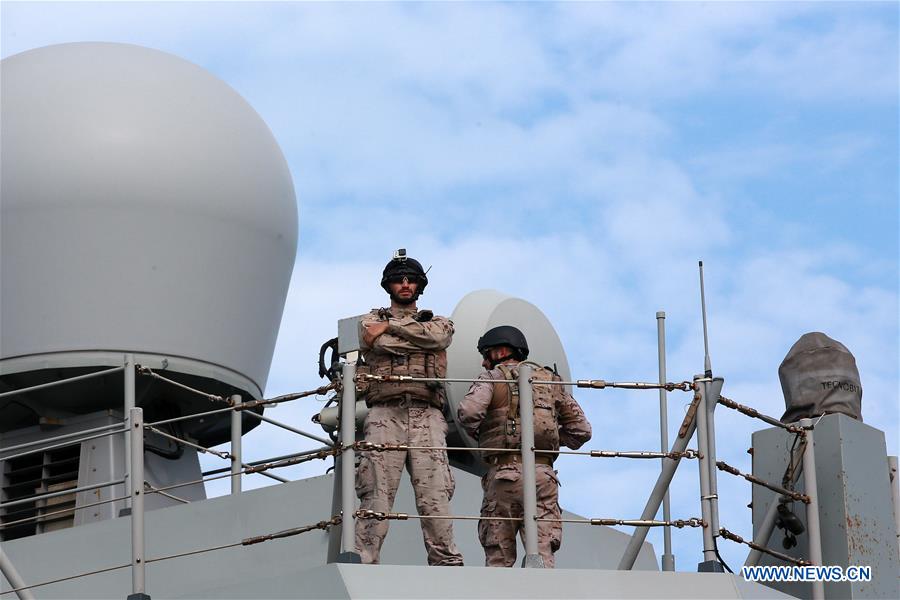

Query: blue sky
left=3, top=1, right=897, bottom=573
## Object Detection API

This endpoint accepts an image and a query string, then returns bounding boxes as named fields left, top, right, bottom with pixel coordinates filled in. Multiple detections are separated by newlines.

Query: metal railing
left=0, top=354, right=338, bottom=599
left=1, top=343, right=827, bottom=598
left=350, top=366, right=825, bottom=584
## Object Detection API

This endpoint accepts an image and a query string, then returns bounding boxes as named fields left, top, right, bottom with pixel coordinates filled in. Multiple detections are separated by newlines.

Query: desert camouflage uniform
left=458, top=363, right=591, bottom=567
left=354, top=306, right=464, bottom=566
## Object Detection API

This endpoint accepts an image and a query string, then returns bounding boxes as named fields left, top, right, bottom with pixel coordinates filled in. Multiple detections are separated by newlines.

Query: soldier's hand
left=363, top=321, right=390, bottom=346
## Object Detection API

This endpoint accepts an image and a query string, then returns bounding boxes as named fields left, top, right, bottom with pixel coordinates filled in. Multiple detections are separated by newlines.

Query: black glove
left=414, top=310, right=433, bottom=322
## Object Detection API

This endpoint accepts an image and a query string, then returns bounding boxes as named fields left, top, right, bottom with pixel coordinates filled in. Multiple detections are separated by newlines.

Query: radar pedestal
left=751, top=414, right=899, bottom=599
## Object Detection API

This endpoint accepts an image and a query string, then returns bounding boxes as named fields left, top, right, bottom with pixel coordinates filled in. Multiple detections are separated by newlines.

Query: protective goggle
left=385, top=274, right=420, bottom=285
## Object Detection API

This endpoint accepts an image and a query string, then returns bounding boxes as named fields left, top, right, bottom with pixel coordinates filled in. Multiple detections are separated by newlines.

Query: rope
left=0, top=516, right=344, bottom=595
left=717, top=396, right=804, bottom=434
left=353, top=442, right=515, bottom=454
left=716, top=460, right=810, bottom=504
left=572, top=380, right=695, bottom=392
left=242, top=516, right=341, bottom=546
left=355, top=510, right=521, bottom=522
left=148, top=448, right=338, bottom=496
left=236, top=383, right=337, bottom=412
left=355, top=373, right=695, bottom=392
left=719, top=528, right=810, bottom=567
left=144, top=482, right=190, bottom=505
left=541, top=517, right=705, bottom=528
left=0, top=562, right=131, bottom=595
left=144, top=425, right=231, bottom=460
left=136, top=366, right=229, bottom=404
left=143, top=382, right=337, bottom=429
left=353, top=442, right=697, bottom=460
left=353, top=511, right=704, bottom=528
left=242, top=448, right=339, bottom=475
left=549, top=449, right=700, bottom=460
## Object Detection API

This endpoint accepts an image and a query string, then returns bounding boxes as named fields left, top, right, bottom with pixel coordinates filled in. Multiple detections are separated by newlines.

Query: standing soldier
left=354, top=250, right=464, bottom=566
left=457, top=325, right=592, bottom=568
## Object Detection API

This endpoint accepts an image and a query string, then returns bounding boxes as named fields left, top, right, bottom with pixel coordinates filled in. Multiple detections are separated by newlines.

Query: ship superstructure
left=1, top=43, right=897, bottom=600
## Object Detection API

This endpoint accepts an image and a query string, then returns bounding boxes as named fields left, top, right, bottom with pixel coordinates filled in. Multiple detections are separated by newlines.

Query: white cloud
left=4, top=0, right=896, bottom=573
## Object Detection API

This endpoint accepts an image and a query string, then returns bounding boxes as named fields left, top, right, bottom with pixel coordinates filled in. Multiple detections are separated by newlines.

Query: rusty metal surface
left=751, top=414, right=899, bottom=599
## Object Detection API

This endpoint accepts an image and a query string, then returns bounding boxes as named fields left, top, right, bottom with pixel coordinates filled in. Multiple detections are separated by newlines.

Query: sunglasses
left=386, top=275, right=419, bottom=284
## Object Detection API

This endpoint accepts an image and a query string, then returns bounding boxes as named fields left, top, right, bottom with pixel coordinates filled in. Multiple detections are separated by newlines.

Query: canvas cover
left=779, top=332, right=862, bottom=423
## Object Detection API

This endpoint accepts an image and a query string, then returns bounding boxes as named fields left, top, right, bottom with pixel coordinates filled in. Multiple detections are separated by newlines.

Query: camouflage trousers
left=477, top=463, right=562, bottom=568
left=355, top=401, right=464, bottom=566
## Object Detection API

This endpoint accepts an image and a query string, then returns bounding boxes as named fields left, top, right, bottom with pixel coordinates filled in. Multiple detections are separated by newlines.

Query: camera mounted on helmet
left=381, top=248, right=429, bottom=299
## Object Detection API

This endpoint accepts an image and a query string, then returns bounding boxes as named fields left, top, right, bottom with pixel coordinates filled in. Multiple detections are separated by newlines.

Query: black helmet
left=477, top=325, right=529, bottom=360
left=380, top=249, right=428, bottom=294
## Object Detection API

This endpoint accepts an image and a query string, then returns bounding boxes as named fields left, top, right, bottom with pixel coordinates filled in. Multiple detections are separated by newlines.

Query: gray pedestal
left=751, top=414, right=899, bottom=599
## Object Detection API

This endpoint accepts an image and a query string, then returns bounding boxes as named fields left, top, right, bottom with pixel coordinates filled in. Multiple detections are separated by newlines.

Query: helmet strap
left=485, top=347, right=517, bottom=369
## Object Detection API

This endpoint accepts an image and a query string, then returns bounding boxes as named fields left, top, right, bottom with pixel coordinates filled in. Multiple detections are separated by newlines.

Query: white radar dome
left=445, top=290, right=572, bottom=473
left=1, top=43, right=297, bottom=407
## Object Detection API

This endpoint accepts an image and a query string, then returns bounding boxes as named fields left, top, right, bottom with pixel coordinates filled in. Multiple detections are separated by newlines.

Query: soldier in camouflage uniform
left=458, top=325, right=591, bottom=568
left=354, top=250, right=464, bottom=566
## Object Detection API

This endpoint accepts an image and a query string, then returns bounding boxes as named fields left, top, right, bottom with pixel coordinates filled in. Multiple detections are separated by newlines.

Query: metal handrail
left=0, top=494, right=130, bottom=530
left=0, top=478, right=125, bottom=511
left=355, top=373, right=695, bottom=391
left=244, top=412, right=333, bottom=446
left=1, top=427, right=128, bottom=462
left=0, top=422, right=125, bottom=456
left=0, top=366, right=125, bottom=400
left=202, top=447, right=333, bottom=477
left=1, top=348, right=824, bottom=596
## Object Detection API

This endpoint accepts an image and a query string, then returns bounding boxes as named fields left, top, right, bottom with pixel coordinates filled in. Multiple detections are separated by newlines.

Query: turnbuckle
left=355, top=509, right=408, bottom=521
left=354, top=441, right=408, bottom=452
left=355, top=373, right=410, bottom=382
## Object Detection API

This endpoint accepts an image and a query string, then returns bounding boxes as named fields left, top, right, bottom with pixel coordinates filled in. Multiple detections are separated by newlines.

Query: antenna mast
left=699, top=261, right=712, bottom=378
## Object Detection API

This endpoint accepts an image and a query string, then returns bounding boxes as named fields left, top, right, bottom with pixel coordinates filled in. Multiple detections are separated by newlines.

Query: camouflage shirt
left=458, top=363, right=592, bottom=450
left=359, top=306, right=454, bottom=355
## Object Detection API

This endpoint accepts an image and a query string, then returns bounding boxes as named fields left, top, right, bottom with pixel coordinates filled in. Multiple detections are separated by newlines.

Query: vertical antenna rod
left=699, top=261, right=712, bottom=378
left=657, top=311, right=675, bottom=571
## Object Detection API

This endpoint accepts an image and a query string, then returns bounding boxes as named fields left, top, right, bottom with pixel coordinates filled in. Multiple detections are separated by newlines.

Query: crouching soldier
left=457, top=325, right=591, bottom=568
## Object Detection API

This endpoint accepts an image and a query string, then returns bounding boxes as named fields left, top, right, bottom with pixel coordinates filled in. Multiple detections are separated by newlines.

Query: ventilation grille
left=1, top=443, right=80, bottom=541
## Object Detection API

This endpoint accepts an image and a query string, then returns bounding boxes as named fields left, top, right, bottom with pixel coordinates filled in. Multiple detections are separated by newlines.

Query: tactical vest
left=478, top=361, right=562, bottom=461
left=361, top=348, right=447, bottom=408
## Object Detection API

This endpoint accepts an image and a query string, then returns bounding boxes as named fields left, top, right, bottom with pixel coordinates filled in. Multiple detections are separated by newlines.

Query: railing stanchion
left=518, top=364, right=544, bottom=568
left=694, top=375, right=714, bottom=564
left=618, top=407, right=698, bottom=569
left=703, top=379, right=722, bottom=544
left=0, top=547, right=36, bottom=600
left=656, top=311, right=675, bottom=572
left=124, top=354, right=135, bottom=510
left=695, top=375, right=725, bottom=571
left=230, top=395, right=242, bottom=495
left=128, top=407, right=149, bottom=600
left=338, top=361, right=361, bottom=562
left=326, top=452, right=344, bottom=563
left=800, top=419, right=825, bottom=600
left=744, top=491, right=781, bottom=567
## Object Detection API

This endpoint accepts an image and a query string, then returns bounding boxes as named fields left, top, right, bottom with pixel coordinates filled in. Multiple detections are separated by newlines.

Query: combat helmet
left=380, top=248, right=428, bottom=295
left=477, top=325, right=529, bottom=360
